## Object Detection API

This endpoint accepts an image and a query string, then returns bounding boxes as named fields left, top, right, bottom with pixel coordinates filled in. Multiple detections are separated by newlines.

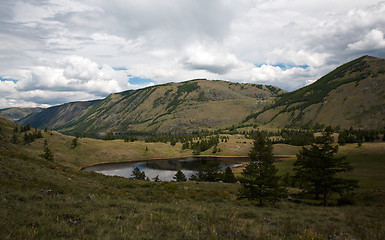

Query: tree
left=152, top=175, right=161, bottom=182
left=293, top=128, right=358, bottom=206
left=239, top=131, right=285, bottom=206
left=131, top=167, right=146, bottom=180
left=42, top=146, right=54, bottom=161
left=71, top=137, right=78, bottom=148
left=222, top=166, right=237, bottom=183
left=173, top=170, right=187, bottom=182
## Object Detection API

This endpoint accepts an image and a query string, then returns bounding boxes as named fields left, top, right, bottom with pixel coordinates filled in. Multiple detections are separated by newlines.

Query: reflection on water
left=83, top=156, right=249, bottom=182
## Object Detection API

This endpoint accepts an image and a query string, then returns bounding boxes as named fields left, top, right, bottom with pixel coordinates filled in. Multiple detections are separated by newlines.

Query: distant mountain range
left=0, top=107, right=43, bottom=122
left=2, top=55, right=385, bottom=136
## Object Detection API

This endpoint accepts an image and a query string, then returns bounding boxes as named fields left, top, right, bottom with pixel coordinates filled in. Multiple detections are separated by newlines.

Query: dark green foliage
left=173, top=170, right=187, bottom=182
left=23, top=129, right=43, bottom=144
left=20, top=123, right=31, bottom=132
left=190, top=135, right=219, bottom=153
left=124, top=136, right=138, bottom=142
left=102, top=133, right=116, bottom=140
left=239, top=131, right=285, bottom=206
left=221, top=166, right=237, bottom=183
left=338, top=128, right=379, bottom=145
left=131, top=167, right=146, bottom=180
left=152, top=175, right=161, bottom=182
left=270, top=129, right=315, bottom=146
left=189, top=160, right=222, bottom=182
left=71, top=137, right=78, bottom=148
left=42, top=146, right=54, bottom=161
left=294, top=128, right=359, bottom=206
left=166, top=82, right=200, bottom=112
left=266, top=85, right=280, bottom=95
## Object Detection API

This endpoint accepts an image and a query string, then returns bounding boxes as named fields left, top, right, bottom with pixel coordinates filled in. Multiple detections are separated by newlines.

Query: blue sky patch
left=0, top=76, right=17, bottom=83
left=255, top=63, right=309, bottom=70
left=113, top=67, right=128, bottom=71
left=128, top=76, right=156, bottom=85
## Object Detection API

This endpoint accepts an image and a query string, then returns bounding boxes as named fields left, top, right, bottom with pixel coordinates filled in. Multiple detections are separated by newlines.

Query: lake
left=82, top=156, right=250, bottom=181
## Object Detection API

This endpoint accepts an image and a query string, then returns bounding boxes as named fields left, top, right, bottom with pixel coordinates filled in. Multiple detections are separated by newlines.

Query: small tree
left=222, top=166, right=237, bottom=183
left=294, top=128, right=358, bottom=206
left=71, top=137, right=78, bottom=148
left=153, top=175, right=161, bottom=182
left=239, top=131, right=285, bottom=206
left=173, top=170, right=187, bottom=182
left=131, top=167, right=146, bottom=180
left=42, top=146, right=54, bottom=161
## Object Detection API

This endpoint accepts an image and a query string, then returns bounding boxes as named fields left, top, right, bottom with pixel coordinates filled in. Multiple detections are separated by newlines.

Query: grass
left=1, top=116, right=385, bottom=239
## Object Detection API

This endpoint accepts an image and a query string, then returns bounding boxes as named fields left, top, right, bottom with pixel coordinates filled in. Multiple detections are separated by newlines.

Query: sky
left=1, top=0, right=385, bottom=108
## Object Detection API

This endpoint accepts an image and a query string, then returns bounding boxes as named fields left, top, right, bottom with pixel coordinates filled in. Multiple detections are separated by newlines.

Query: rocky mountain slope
left=17, top=79, right=284, bottom=136
left=245, top=56, right=385, bottom=129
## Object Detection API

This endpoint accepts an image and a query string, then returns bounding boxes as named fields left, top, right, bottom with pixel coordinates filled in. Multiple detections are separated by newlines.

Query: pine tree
left=42, top=146, right=54, bottom=161
left=71, top=137, right=78, bottom=148
left=173, top=170, right=187, bottom=182
left=222, top=166, right=237, bottom=183
left=152, top=175, right=161, bottom=182
left=294, top=128, right=358, bottom=206
left=239, top=131, right=285, bottom=206
left=131, top=167, right=146, bottom=180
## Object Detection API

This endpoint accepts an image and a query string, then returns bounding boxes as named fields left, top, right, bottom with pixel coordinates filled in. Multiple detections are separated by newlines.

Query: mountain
left=0, top=107, right=43, bottom=122
left=18, top=79, right=284, bottom=136
left=245, top=55, right=385, bottom=129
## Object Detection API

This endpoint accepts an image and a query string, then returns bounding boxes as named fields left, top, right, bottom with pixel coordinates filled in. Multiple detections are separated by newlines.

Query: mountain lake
left=82, top=156, right=250, bottom=181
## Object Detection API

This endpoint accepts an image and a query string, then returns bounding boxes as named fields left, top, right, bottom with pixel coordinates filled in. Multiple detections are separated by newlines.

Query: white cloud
left=1, top=55, right=133, bottom=107
left=348, top=29, right=385, bottom=51
left=181, top=43, right=240, bottom=74
left=1, top=0, right=385, bottom=108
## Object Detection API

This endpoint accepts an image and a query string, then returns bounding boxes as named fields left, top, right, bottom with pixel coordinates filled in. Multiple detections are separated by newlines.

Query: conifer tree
left=173, top=170, right=187, bottom=182
left=131, top=167, right=146, bottom=180
left=152, top=175, right=161, bottom=182
left=222, top=166, right=237, bottom=183
left=294, top=128, right=358, bottom=206
left=42, top=146, right=54, bottom=161
left=239, top=131, right=285, bottom=206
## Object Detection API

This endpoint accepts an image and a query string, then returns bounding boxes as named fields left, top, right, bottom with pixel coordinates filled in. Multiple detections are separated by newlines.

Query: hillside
left=18, top=79, right=284, bottom=136
left=1, top=110, right=385, bottom=239
left=245, top=55, right=385, bottom=129
left=0, top=107, right=43, bottom=122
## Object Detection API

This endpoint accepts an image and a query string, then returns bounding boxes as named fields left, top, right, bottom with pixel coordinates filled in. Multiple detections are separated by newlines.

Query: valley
left=1, top=55, right=385, bottom=239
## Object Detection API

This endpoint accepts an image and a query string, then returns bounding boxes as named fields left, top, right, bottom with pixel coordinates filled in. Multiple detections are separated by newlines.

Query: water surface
left=83, top=156, right=249, bottom=181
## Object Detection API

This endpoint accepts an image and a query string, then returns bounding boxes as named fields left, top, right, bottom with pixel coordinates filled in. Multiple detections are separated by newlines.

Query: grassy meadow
left=1, top=116, right=385, bottom=239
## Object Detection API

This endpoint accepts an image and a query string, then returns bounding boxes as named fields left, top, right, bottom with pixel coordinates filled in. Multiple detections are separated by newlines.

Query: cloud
left=181, top=44, right=240, bottom=74
left=1, top=0, right=385, bottom=108
left=1, top=55, right=134, bottom=107
left=347, top=29, right=385, bottom=51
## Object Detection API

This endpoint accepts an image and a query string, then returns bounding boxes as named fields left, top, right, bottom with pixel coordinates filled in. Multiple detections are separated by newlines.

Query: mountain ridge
left=245, top=55, right=385, bottom=129
left=8, top=55, right=385, bottom=134
left=17, top=79, right=284, bottom=136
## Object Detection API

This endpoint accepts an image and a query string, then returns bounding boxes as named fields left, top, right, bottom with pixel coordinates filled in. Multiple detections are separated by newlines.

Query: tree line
left=130, top=128, right=359, bottom=207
